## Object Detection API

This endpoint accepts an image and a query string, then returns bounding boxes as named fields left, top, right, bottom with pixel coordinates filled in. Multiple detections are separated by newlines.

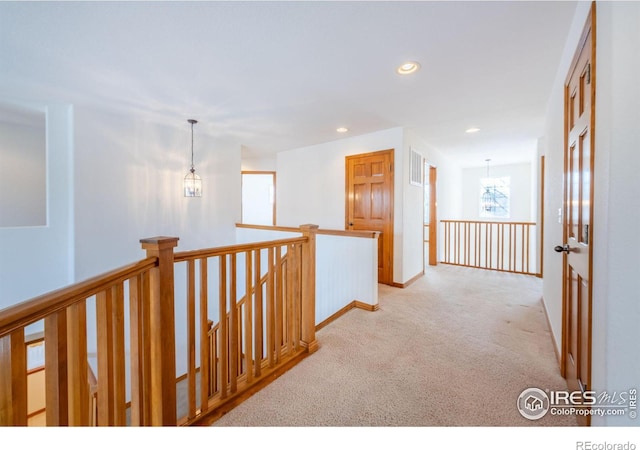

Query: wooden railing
left=440, top=220, right=538, bottom=276
left=0, top=226, right=318, bottom=426
left=174, top=225, right=317, bottom=425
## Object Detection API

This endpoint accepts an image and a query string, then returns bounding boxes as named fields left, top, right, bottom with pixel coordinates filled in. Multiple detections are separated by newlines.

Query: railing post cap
left=140, top=236, right=180, bottom=250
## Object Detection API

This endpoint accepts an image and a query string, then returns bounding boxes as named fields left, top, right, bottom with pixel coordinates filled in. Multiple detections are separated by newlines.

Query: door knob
left=349, top=222, right=354, bottom=226
left=554, top=244, right=570, bottom=254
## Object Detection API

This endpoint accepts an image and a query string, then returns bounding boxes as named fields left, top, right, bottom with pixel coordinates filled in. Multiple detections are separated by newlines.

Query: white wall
left=542, top=1, right=640, bottom=425
left=276, top=127, right=412, bottom=283
left=0, top=104, right=74, bottom=312
left=70, top=105, right=242, bottom=380
left=73, top=105, right=241, bottom=281
left=0, top=118, right=47, bottom=227
left=591, top=1, right=640, bottom=426
left=241, top=154, right=277, bottom=172
left=276, top=127, right=440, bottom=285
left=407, top=132, right=463, bottom=264
left=276, top=127, right=402, bottom=228
left=461, top=162, right=533, bottom=221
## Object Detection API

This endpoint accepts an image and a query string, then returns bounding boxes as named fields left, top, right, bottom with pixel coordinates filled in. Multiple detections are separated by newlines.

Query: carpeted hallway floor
left=211, top=264, right=578, bottom=427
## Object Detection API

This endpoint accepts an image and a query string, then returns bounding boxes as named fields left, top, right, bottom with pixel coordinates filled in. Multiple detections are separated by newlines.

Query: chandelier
left=183, top=119, right=202, bottom=197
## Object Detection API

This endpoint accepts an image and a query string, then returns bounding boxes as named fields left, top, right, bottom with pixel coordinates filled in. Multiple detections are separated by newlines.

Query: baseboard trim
left=391, top=271, right=424, bottom=289
left=541, top=295, right=561, bottom=368
left=315, top=300, right=379, bottom=331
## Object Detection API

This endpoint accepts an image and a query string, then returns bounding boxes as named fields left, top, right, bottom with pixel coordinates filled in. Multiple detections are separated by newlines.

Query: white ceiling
left=0, top=0, right=578, bottom=167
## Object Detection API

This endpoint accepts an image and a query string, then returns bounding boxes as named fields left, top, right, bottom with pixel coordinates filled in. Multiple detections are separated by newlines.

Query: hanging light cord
left=189, top=119, right=197, bottom=173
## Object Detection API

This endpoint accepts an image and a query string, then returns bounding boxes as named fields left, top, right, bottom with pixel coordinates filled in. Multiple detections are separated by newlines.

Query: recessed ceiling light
left=466, top=127, right=481, bottom=133
left=336, top=127, right=349, bottom=133
left=396, top=61, right=421, bottom=75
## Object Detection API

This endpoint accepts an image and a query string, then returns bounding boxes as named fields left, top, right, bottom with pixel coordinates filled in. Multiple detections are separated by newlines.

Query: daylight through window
left=480, top=176, right=510, bottom=218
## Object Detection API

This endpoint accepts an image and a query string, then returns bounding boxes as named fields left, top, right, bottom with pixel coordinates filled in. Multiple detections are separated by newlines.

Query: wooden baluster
left=464, top=222, right=471, bottom=265
left=300, top=224, right=318, bottom=354
left=218, top=255, right=228, bottom=400
left=67, top=301, right=89, bottom=426
left=254, top=249, right=263, bottom=376
left=275, top=246, right=283, bottom=363
left=211, top=324, right=218, bottom=396
left=522, top=224, right=527, bottom=273
left=509, top=224, right=512, bottom=271
left=199, top=258, right=210, bottom=411
left=186, top=259, right=196, bottom=419
left=96, top=289, right=114, bottom=425
left=45, top=310, right=69, bottom=426
left=289, top=245, right=298, bottom=352
left=266, top=247, right=275, bottom=368
left=140, top=236, right=179, bottom=426
left=229, top=254, right=238, bottom=393
left=486, top=222, right=490, bottom=269
left=0, top=330, right=27, bottom=426
left=512, top=224, right=517, bottom=272
left=498, top=223, right=503, bottom=271
left=476, top=222, right=481, bottom=268
left=293, top=244, right=302, bottom=351
left=456, top=222, right=458, bottom=264
left=244, top=251, right=254, bottom=384
left=112, top=284, right=126, bottom=425
left=129, top=273, right=150, bottom=426
left=285, top=245, right=294, bottom=355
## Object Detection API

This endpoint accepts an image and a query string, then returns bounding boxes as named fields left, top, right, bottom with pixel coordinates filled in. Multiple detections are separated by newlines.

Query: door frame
left=423, top=163, right=438, bottom=268
left=345, top=149, right=394, bottom=285
left=560, top=3, right=596, bottom=424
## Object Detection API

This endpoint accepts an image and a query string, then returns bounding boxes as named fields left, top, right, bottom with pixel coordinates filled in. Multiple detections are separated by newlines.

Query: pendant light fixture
left=481, top=158, right=497, bottom=212
left=183, top=119, right=202, bottom=197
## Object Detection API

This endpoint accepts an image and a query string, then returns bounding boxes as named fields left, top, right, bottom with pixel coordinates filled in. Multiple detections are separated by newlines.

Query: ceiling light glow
left=336, top=127, right=349, bottom=133
left=397, top=61, right=421, bottom=75
left=465, top=127, right=481, bottom=133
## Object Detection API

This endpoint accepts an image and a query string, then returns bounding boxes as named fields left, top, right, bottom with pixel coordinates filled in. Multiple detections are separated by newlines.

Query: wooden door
left=560, top=5, right=595, bottom=426
left=345, top=149, right=394, bottom=285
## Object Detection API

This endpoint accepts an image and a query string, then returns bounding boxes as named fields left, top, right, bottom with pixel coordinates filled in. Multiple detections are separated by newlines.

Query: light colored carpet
left=211, top=264, right=577, bottom=427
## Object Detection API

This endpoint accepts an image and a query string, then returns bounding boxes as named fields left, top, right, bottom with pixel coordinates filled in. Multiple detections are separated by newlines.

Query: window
left=480, top=176, right=510, bottom=218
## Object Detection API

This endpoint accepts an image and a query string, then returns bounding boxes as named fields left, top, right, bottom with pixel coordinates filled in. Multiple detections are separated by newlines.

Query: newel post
left=299, top=224, right=319, bottom=354
left=140, top=236, right=179, bottom=426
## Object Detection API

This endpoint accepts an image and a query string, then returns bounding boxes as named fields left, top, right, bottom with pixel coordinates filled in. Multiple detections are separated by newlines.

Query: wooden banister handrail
left=236, top=223, right=300, bottom=233
left=174, top=237, right=308, bottom=262
left=0, top=257, right=158, bottom=337
left=236, top=222, right=380, bottom=239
